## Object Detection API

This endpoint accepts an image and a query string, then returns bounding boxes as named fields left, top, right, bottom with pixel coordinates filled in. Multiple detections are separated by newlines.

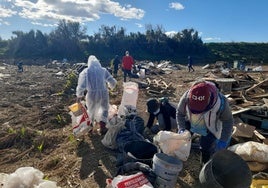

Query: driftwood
left=251, top=93, right=268, bottom=99
left=245, top=78, right=268, bottom=95
left=145, top=78, right=175, bottom=97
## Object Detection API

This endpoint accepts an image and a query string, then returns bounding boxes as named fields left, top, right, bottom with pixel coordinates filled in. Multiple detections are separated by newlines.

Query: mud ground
left=0, top=63, right=214, bottom=188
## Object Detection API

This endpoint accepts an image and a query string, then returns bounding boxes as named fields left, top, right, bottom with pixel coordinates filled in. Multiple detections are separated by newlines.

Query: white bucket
left=139, top=69, right=145, bottom=79
left=152, top=153, right=183, bottom=188
left=118, top=82, right=139, bottom=116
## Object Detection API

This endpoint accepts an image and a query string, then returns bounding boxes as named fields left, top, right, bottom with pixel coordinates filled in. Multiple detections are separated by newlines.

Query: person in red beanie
left=176, top=80, right=233, bottom=164
left=122, top=51, right=134, bottom=82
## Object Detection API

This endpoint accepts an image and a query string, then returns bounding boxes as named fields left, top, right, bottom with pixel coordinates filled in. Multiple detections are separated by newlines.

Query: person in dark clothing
left=17, top=61, right=23, bottom=72
left=111, top=55, right=120, bottom=77
left=146, top=97, right=177, bottom=133
left=188, top=56, right=195, bottom=72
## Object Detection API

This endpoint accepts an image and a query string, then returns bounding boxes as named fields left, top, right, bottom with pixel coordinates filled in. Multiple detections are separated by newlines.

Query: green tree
left=48, top=20, right=87, bottom=60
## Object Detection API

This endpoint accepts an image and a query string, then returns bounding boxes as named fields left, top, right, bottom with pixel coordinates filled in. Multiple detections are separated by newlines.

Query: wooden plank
left=251, top=93, right=268, bottom=99
left=253, top=130, right=266, bottom=140
left=245, top=78, right=268, bottom=95
left=232, top=108, right=251, bottom=116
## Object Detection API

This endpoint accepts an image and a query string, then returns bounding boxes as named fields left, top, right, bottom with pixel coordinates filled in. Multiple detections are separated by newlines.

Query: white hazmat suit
left=76, top=55, right=117, bottom=124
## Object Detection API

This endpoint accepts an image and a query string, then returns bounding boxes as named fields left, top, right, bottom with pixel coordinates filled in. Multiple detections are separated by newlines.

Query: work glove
left=216, top=140, right=227, bottom=151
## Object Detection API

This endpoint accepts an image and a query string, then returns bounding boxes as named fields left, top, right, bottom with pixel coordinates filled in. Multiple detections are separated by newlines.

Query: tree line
left=0, top=20, right=268, bottom=66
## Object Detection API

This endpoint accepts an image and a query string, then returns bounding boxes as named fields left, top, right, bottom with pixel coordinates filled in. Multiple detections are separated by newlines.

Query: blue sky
left=0, top=0, right=267, bottom=43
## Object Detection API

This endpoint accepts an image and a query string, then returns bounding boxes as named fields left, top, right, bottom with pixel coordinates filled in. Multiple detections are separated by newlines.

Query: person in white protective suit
left=76, top=55, right=117, bottom=135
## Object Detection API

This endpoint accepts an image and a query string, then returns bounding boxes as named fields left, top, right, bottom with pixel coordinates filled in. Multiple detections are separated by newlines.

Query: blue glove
left=216, top=140, right=227, bottom=151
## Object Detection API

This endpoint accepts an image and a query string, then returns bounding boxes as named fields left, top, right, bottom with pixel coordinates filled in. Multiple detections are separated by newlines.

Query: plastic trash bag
left=2, top=167, right=58, bottom=188
left=228, top=141, right=268, bottom=163
left=69, top=103, right=92, bottom=137
left=153, top=130, right=191, bottom=161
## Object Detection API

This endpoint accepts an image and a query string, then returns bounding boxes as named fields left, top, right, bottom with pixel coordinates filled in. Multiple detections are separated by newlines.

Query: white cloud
left=203, top=37, right=221, bottom=41
left=0, top=6, right=16, bottom=25
left=31, top=21, right=57, bottom=27
left=165, top=31, right=177, bottom=37
left=169, top=2, right=184, bottom=10
left=135, top=23, right=143, bottom=28
left=0, top=6, right=17, bottom=18
left=8, top=0, right=145, bottom=27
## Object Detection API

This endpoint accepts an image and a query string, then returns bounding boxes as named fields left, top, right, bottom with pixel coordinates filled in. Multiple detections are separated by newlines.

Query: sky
left=0, top=0, right=267, bottom=43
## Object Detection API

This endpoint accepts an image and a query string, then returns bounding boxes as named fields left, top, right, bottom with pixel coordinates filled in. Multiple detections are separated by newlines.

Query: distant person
left=122, top=51, right=134, bottom=82
left=76, top=55, right=117, bottom=135
left=176, top=80, right=233, bottom=164
left=188, top=56, right=195, bottom=72
left=145, top=97, right=177, bottom=133
left=17, top=61, right=23, bottom=72
left=111, top=55, right=120, bottom=77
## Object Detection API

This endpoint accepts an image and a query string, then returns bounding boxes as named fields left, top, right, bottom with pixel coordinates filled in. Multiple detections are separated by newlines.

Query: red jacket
left=122, top=55, right=134, bottom=70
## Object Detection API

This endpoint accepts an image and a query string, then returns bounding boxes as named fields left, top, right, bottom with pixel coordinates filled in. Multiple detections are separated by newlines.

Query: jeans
left=123, top=69, right=132, bottom=82
left=200, top=132, right=217, bottom=163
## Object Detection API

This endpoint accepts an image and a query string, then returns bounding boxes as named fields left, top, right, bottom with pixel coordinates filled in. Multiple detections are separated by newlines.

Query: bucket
left=139, top=69, right=145, bottom=79
left=123, top=141, right=158, bottom=166
left=152, top=153, right=183, bottom=188
left=199, top=150, right=252, bottom=188
left=118, top=82, right=139, bottom=116
left=68, top=102, right=83, bottom=116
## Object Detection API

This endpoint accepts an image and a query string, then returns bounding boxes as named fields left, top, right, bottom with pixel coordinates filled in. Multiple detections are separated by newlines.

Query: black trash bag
left=116, top=115, right=145, bottom=153
left=124, top=115, right=145, bottom=134
left=115, top=115, right=146, bottom=166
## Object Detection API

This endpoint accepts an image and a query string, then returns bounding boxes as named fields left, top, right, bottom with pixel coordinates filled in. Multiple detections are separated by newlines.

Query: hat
left=146, top=98, right=159, bottom=113
left=188, top=82, right=217, bottom=114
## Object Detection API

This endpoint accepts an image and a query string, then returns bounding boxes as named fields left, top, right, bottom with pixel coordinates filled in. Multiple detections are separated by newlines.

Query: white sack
left=228, top=141, right=268, bottom=163
left=2, top=167, right=58, bottom=188
left=153, top=130, right=191, bottom=161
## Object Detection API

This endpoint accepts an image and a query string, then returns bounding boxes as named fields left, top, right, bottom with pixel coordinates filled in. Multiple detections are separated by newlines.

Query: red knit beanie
left=188, top=81, right=217, bottom=114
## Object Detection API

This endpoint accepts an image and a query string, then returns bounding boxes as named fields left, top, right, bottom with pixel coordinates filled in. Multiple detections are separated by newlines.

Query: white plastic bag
left=2, top=167, right=58, bottom=188
left=228, top=141, right=268, bottom=163
left=4, top=167, right=44, bottom=188
left=70, top=104, right=92, bottom=137
left=153, top=130, right=191, bottom=161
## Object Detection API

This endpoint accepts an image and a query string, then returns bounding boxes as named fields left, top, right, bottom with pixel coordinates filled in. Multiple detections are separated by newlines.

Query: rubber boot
left=99, top=121, right=108, bottom=135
